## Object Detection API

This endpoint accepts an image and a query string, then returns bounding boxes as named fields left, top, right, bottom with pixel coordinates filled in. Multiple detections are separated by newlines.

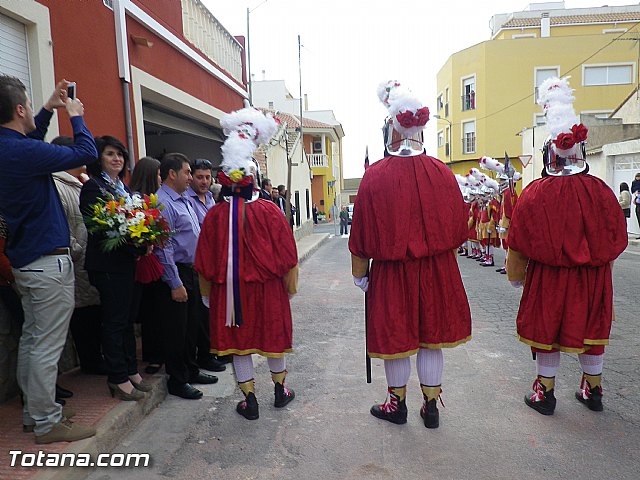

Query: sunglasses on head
left=193, top=159, right=213, bottom=170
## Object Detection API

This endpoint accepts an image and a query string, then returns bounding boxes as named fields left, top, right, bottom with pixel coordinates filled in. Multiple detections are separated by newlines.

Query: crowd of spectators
left=0, top=74, right=303, bottom=444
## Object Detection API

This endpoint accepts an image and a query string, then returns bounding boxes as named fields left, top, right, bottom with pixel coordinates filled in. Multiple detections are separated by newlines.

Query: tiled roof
left=501, top=12, right=640, bottom=28
left=258, top=108, right=333, bottom=129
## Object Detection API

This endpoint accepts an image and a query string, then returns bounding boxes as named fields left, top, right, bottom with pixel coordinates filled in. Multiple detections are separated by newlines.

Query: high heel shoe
left=129, top=377, right=153, bottom=392
left=107, top=382, right=145, bottom=401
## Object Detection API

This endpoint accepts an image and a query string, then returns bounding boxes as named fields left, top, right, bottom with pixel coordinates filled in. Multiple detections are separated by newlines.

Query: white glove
left=353, top=275, right=369, bottom=292
left=202, top=296, right=210, bottom=308
left=497, top=226, right=507, bottom=235
left=510, top=280, right=524, bottom=289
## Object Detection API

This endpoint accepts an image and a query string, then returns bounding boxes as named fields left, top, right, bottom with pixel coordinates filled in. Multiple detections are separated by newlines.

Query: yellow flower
left=119, top=197, right=126, bottom=206
left=229, top=170, right=244, bottom=183
left=94, top=205, right=101, bottom=215
left=149, top=193, right=158, bottom=207
left=129, top=223, right=150, bottom=238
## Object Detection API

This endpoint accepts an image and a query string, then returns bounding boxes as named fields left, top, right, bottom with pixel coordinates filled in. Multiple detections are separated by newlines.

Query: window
left=103, top=0, right=113, bottom=9
left=305, top=189, right=310, bottom=219
left=437, top=130, right=444, bottom=147
left=534, top=67, right=559, bottom=103
left=445, top=87, right=450, bottom=117
left=584, top=64, right=633, bottom=86
left=462, top=76, right=475, bottom=111
left=437, top=94, right=443, bottom=111
left=462, top=121, right=476, bottom=154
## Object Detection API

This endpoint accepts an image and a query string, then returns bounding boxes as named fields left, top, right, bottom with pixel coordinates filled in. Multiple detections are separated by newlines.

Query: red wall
left=35, top=0, right=246, bottom=159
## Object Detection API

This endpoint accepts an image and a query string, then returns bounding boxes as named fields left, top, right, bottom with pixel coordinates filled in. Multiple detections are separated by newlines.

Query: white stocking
left=267, top=356, right=286, bottom=373
left=383, top=357, right=411, bottom=387
left=233, top=354, right=254, bottom=383
left=578, top=353, right=604, bottom=375
left=536, top=351, right=560, bottom=378
left=416, top=348, right=444, bottom=386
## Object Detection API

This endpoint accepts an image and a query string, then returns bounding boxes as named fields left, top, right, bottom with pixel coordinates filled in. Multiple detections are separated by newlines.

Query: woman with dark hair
left=129, top=156, right=161, bottom=196
left=129, top=156, right=164, bottom=375
left=619, top=182, right=631, bottom=231
left=80, top=136, right=149, bottom=401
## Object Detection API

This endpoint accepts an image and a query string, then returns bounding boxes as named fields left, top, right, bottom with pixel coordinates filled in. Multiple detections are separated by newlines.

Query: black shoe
left=168, top=382, right=203, bottom=399
left=370, top=399, right=407, bottom=425
left=56, top=384, right=73, bottom=399
left=55, top=398, right=66, bottom=406
left=236, top=392, right=259, bottom=420
left=216, top=355, right=233, bottom=364
left=198, top=357, right=226, bottom=373
left=274, top=383, right=295, bottom=408
left=524, top=388, right=556, bottom=416
left=144, top=363, right=163, bottom=374
left=576, top=385, right=603, bottom=412
left=190, top=372, right=219, bottom=385
left=420, top=398, right=439, bottom=429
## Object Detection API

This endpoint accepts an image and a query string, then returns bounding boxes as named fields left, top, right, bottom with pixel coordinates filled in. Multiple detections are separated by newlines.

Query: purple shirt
left=154, top=184, right=201, bottom=289
left=186, top=186, right=214, bottom=225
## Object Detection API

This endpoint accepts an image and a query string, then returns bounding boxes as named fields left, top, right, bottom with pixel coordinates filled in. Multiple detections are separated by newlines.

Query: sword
left=365, top=260, right=372, bottom=383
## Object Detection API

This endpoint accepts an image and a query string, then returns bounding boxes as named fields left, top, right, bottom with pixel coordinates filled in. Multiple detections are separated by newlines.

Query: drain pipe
left=113, top=0, right=135, bottom=172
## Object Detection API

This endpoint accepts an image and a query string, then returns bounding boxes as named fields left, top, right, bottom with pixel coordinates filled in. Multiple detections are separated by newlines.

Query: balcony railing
left=461, top=92, right=475, bottom=111
left=462, top=134, right=476, bottom=154
left=307, top=153, right=329, bottom=168
left=181, top=0, right=244, bottom=83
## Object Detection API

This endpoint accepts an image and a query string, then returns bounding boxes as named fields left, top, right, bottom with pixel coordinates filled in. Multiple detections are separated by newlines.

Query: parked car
left=347, top=204, right=354, bottom=224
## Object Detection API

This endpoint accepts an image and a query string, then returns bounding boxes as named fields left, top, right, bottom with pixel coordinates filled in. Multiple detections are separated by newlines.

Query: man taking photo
left=0, top=76, right=98, bottom=444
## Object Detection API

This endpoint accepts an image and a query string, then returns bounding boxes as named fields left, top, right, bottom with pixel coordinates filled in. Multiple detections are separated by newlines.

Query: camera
left=67, top=82, right=76, bottom=100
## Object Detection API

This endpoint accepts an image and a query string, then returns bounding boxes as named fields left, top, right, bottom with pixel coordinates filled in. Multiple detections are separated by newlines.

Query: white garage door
left=613, top=154, right=640, bottom=234
left=0, top=12, right=32, bottom=98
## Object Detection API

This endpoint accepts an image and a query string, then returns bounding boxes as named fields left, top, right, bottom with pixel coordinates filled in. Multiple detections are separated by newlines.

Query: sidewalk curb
left=32, top=377, right=167, bottom=480
left=297, top=233, right=329, bottom=264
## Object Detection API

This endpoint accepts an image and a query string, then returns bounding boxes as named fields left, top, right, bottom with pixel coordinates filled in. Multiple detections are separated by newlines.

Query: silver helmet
left=542, top=135, right=587, bottom=176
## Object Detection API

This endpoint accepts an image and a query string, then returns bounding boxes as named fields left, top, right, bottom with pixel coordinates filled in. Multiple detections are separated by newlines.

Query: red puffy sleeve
left=195, top=199, right=298, bottom=284
left=508, top=175, right=627, bottom=267
left=349, top=154, right=467, bottom=261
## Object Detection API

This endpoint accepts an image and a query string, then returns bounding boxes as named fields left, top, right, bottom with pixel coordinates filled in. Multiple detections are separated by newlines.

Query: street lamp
left=433, top=114, right=452, bottom=162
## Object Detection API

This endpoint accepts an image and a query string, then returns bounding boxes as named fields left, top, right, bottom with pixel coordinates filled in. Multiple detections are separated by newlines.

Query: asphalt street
left=87, top=229, right=640, bottom=480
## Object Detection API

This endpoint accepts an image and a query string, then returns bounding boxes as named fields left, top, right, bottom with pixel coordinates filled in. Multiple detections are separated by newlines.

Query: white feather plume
left=537, top=76, right=579, bottom=140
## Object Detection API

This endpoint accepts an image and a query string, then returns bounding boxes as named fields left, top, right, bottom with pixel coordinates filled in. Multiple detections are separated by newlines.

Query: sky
left=203, top=0, right=638, bottom=178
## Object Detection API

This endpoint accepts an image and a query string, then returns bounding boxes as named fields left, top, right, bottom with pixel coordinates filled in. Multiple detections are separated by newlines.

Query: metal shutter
left=0, top=12, right=32, bottom=98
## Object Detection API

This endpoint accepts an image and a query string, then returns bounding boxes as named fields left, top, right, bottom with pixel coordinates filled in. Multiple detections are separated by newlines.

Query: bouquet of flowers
left=85, top=193, right=171, bottom=283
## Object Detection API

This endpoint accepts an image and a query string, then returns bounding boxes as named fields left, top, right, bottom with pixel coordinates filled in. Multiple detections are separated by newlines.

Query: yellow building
left=435, top=3, right=640, bottom=183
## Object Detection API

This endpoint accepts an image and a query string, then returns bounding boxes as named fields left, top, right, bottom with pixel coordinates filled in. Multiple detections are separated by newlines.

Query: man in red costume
left=349, top=81, right=471, bottom=429
left=195, top=107, right=298, bottom=421
left=507, top=76, right=627, bottom=415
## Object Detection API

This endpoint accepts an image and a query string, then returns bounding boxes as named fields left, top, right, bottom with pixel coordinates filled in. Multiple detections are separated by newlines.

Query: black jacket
left=80, top=175, right=138, bottom=274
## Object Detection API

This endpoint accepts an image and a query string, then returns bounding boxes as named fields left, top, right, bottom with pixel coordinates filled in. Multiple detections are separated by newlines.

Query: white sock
left=578, top=353, right=604, bottom=375
left=536, top=351, right=560, bottom=378
left=488, top=245, right=494, bottom=255
left=384, top=357, right=411, bottom=387
left=267, top=356, right=286, bottom=373
left=416, top=348, right=444, bottom=386
left=233, top=354, right=254, bottom=383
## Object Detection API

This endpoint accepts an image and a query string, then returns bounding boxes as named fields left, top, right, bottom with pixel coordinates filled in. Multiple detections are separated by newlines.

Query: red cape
left=509, top=174, right=627, bottom=267
left=195, top=199, right=298, bottom=283
left=349, top=154, right=468, bottom=260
